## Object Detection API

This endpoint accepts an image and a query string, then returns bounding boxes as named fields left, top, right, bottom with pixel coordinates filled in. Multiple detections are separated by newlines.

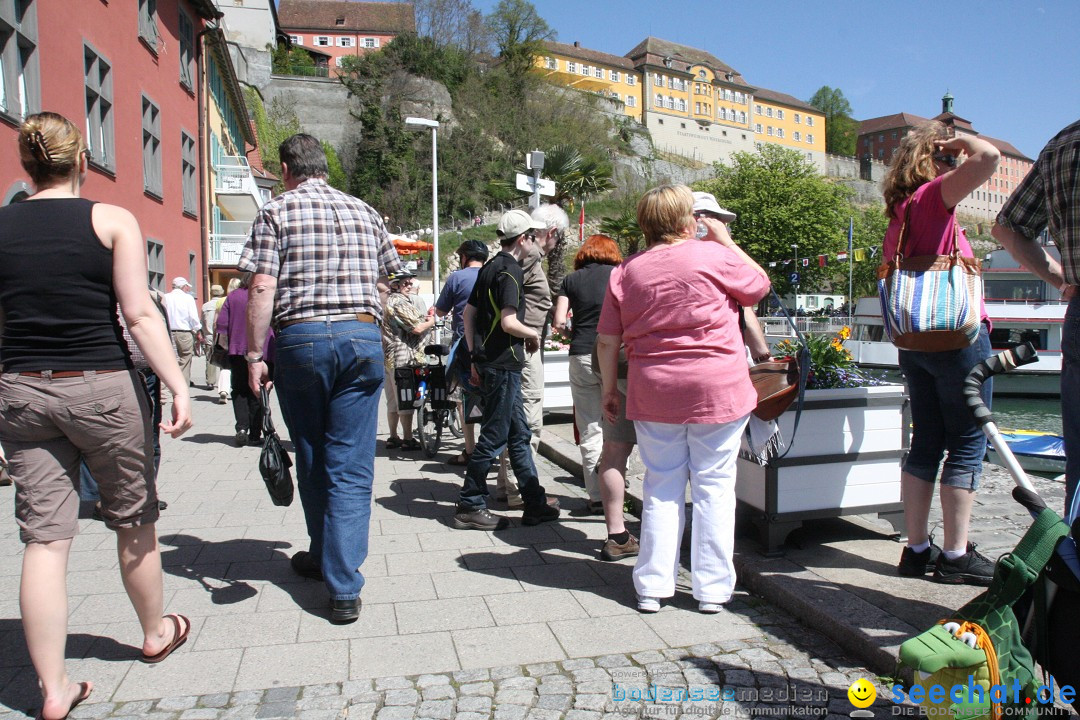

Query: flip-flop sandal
left=385, top=437, right=403, bottom=449
left=400, top=439, right=421, bottom=451
left=447, top=452, right=471, bottom=466
left=36, top=681, right=93, bottom=720
left=141, top=614, right=191, bottom=664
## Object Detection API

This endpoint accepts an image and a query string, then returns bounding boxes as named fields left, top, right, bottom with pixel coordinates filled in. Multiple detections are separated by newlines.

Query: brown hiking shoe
left=600, top=534, right=640, bottom=561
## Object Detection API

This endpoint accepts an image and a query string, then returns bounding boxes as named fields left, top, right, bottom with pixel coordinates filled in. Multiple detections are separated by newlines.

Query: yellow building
left=752, top=88, right=826, bottom=163
left=533, top=36, right=827, bottom=169
left=536, top=41, right=643, bottom=122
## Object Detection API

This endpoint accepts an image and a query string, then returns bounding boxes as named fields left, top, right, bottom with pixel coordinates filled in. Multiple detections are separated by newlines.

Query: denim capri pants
left=898, top=323, right=992, bottom=490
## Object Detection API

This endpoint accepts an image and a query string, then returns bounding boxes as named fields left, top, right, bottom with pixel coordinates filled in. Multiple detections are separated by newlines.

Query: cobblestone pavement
left=0, top=360, right=901, bottom=720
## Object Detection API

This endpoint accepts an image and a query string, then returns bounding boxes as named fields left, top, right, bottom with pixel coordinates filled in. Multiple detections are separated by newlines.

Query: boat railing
left=761, top=316, right=851, bottom=337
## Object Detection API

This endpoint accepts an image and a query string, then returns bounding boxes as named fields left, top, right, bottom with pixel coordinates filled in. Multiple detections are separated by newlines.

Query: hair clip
left=28, top=130, right=53, bottom=163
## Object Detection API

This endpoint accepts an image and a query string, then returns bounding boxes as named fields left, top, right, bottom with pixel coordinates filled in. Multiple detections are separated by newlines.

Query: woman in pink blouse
left=596, top=184, right=770, bottom=613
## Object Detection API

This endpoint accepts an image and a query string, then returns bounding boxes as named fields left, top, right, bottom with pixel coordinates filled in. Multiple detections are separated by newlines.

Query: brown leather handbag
left=750, top=357, right=800, bottom=421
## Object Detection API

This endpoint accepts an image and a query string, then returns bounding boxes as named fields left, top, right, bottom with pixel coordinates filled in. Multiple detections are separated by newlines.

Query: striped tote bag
left=877, top=208, right=982, bottom=352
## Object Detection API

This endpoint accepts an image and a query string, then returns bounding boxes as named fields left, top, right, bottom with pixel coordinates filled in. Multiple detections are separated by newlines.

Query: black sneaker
left=933, top=543, right=996, bottom=586
left=330, top=597, right=361, bottom=624
left=290, top=550, right=324, bottom=581
left=522, top=500, right=560, bottom=526
left=452, top=504, right=508, bottom=531
left=235, top=430, right=248, bottom=447
left=898, top=540, right=942, bottom=577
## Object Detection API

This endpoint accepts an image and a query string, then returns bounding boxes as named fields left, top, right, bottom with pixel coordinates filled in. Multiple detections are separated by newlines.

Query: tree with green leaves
left=486, top=0, right=554, bottom=79
left=599, top=209, right=643, bottom=257
left=808, top=86, right=858, bottom=157
left=694, top=145, right=853, bottom=297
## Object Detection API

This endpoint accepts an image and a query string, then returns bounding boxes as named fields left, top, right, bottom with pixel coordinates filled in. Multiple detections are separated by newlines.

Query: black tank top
left=0, top=198, right=132, bottom=371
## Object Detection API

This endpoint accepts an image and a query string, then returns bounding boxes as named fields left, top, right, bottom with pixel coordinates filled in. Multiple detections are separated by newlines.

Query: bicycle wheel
left=418, top=404, right=443, bottom=458
left=447, top=403, right=464, bottom=438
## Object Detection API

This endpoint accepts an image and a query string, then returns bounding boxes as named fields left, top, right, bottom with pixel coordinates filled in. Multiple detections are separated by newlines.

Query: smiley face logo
left=847, top=678, right=876, bottom=708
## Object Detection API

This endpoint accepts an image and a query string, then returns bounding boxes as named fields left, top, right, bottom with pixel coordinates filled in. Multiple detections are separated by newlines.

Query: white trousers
left=568, top=354, right=603, bottom=501
left=632, top=414, right=749, bottom=604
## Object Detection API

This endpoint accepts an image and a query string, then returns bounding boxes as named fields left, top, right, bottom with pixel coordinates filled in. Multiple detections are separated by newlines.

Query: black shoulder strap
left=769, top=288, right=810, bottom=459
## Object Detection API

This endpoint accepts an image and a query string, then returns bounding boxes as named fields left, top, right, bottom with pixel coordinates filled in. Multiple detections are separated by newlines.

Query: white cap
left=692, top=191, right=737, bottom=223
left=496, top=209, right=546, bottom=240
left=172, top=276, right=191, bottom=289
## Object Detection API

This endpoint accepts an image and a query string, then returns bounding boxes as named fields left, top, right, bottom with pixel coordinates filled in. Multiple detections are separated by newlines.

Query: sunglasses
left=933, top=153, right=958, bottom=167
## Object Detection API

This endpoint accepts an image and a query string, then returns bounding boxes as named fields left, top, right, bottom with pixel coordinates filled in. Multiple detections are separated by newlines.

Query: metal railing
left=214, top=157, right=260, bottom=198
left=209, top=232, right=250, bottom=266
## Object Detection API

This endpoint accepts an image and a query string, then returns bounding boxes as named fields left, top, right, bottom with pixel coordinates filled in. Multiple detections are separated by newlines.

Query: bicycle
left=411, top=342, right=456, bottom=458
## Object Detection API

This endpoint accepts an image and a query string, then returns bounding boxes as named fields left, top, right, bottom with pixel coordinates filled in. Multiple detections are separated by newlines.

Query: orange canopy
left=393, top=237, right=434, bottom=252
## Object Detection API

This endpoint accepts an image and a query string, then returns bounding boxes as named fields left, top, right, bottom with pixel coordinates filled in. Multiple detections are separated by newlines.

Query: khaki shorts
left=0, top=370, right=158, bottom=543
left=602, top=379, right=636, bottom=445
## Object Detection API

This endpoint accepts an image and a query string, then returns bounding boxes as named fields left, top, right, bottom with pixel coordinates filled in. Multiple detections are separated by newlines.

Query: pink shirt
left=597, top=240, right=771, bottom=424
left=882, top=175, right=988, bottom=323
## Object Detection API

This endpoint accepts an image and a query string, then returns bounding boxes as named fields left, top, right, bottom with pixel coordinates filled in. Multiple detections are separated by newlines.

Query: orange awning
left=393, top=237, right=434, bottom=252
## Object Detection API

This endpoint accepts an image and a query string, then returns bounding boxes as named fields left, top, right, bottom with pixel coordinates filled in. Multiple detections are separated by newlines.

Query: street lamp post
left=791, top=243, right=799, bottom=313
left=405, top=116, right=441, bottom=305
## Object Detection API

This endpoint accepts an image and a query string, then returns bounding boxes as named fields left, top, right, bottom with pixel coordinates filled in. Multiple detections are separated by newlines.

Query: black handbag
left=207, top=334, right=228, bottom=368
left=258, top=386, right=294, bottom=506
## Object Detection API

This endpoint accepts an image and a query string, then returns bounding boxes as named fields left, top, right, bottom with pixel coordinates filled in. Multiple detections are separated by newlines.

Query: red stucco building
left=0, top=0, right=220, bottom=302
left=278, top=0, right=415, bottom=75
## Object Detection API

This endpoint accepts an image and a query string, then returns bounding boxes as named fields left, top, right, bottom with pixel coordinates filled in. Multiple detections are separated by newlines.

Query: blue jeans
left=898, top=324, right=992, bottom=489
left=273, top=319, right=383, bottom=601
left=1062, top=297, right=1080, bottom=515
left=460, top=365, right=547, bottom=509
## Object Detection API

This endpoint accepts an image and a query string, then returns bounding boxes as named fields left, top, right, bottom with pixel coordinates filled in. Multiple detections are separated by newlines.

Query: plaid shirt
left=997, top=119, right=1080, bottom=284
left=238, top=178, right=402, bottom=326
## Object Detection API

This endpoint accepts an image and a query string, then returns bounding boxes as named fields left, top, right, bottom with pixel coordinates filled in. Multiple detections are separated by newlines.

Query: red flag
left=801, top=258, right=809, bottom=267
left=579, top=202, right=585, bottom=242
left=818, top=255, right=826, bottom=267
left=837, top=252, right=849, bottom=261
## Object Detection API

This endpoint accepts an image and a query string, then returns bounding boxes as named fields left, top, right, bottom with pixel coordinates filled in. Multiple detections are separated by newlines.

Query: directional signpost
left=516, top=173, right=555, bottom=206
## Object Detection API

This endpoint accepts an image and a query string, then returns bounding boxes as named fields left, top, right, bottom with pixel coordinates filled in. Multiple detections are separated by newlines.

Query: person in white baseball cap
left=691, top=191, right=737, bottom=223
left=496, top=208, right=546, bottom=241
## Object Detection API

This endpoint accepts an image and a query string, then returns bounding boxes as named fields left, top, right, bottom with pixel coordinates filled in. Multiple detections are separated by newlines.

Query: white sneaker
left=636, top=595, right=661, bottom=613
left=218, top=392, right=229, bottom=405
left=698, top=602, right=724, bottom=614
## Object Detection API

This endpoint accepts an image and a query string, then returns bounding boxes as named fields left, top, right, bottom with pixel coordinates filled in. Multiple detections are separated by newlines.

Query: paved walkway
left=0, top=360, right=898, bottom=720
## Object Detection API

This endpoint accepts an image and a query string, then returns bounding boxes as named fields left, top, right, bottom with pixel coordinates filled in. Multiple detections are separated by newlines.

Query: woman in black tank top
left=0, top=112, right=194, bottom=719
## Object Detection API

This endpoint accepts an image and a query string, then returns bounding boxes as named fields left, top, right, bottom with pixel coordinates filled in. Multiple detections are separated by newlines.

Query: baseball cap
left=496, top=209, right=546, bottom=240
left=172, top=276, right=191, bottom=289
left=692, top=192, right=736, bottom=223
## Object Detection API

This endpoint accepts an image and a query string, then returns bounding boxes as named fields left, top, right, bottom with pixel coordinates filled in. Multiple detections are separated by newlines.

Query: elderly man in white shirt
left=161, top=276, right=202, bottom=393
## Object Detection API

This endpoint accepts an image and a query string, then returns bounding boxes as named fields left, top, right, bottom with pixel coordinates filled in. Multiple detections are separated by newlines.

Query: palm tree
left=599, top=209, right=643, bottom=257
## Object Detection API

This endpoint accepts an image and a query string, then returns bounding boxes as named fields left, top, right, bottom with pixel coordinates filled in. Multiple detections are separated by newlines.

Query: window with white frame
left=581, top=64, right=589, bottom=75
left=626, top=75, right=635, bottom=85
left=178, top=7, right=194, bottom=89
left=676, top=98, right=686, bottom=112
left=181, top=131, right=197, bottom=216
left=0, top=0, right=40, bottom=121
left=141, top=95, right=162, bottom=197
left=568, top=61, right=577, bottom=73
left=777, top=109, right=784, bottom=120
left=147, top=238, right=165, bottom=291
left=315, top=36, right=329, bottom=46
left=365, top=37, right=379, bottom=48
left=766, top=126, right=773, bottom=136
left=755, top=123, right=762, bottom=133
left=794, top=113, right=801, bottom=124
left=610, top=70, right=619, bottom=82
left=807, top=134, right=814, bottom=144
left=291, top=35, right=303, bottom=45
left=138, top=0, right=160, bottom=50
left=755, top=104, right=762, bottom=115
left=666, top=76, right=674, bottom=89
left=664, top=96, right=674, bottom=110
left=84, top=43, right=114, bottom=171
left=793, top=131, right=801, bottom=142
left=545, top=56, right=556, bottom=69
left=653, top=72, right=661, bottom=84
left=734, top=91, right=743, bottom=103
left=594, top=66, right=603, bottom=78
left=776, top=128, right=784, bottom=138
left=339, top=37, right=353, bottom=47
left=806, top=116, right=814, bottom=126
left=695, top=102, right=702, bottom=114
left=739, top=111, right=747, bottom=123
left=334, top=56, right=343, bottom=67
left=765, top=107, right=773, bottom=117
left=626, top=95, right=635, bottom=107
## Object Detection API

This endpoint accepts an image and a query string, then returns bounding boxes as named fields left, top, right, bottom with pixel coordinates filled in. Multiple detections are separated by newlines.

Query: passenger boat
left=986, top=431, right=1066, bottom=476
left=764, top=244, right=1066, bottom=398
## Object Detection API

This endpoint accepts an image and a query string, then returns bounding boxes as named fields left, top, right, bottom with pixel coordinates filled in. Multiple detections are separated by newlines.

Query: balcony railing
left=214, top=156, right=261, bottom=221
left=209, top=220, right=252, bottom=266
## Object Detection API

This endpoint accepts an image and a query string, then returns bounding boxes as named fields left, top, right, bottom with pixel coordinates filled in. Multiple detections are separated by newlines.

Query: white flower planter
left=542, top=349, right=573, bottom=411
left=736, top=384, right=909, bottom=555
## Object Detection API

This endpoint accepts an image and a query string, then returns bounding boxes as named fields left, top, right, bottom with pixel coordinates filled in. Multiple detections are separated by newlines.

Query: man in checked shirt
left=993, top=119, right=1080, bottom=515
left=239, top=134, right=403, bottom=624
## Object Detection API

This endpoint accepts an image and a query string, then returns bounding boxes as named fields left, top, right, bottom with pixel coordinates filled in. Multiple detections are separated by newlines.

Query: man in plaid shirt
left=993, top=119, right=1080, bottom=513
left=239, top=134, right=402, bottom=624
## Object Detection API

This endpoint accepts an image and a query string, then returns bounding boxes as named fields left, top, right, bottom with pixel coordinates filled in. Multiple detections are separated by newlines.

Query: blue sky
left=467, top=0, right=1079, bottom=159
